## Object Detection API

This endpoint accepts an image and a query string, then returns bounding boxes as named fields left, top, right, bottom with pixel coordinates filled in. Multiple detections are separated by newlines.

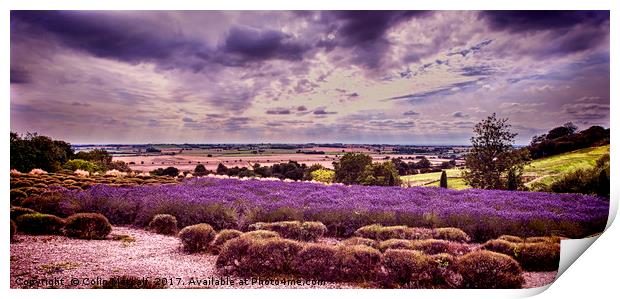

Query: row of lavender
left=52, top=177, right=609, bottom=241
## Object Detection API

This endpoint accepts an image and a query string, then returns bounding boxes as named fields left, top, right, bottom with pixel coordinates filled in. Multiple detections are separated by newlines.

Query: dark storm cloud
left=480, top=11, right=609, bottom=32
left=452, top=112, right=469, bottom=118
left=220, top=26, right=308, bottom=64
left=11, top=11, right=205, bottom=66
left=313, top=107, right=337, bottom=115
left=448, top=39, right=493, bottom=57
left=318, top=11, right=430, bottom=68
left=10, top=68, right=30, bottom=84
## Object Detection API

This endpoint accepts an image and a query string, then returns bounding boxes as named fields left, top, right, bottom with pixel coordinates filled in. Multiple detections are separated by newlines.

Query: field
left=9, top=165, right=610, bottom=289
left=115, top=152, right=456, bottom=172
left=399, top=145, right=610, bottom=190
left=523, top=145, right=610, bottom=187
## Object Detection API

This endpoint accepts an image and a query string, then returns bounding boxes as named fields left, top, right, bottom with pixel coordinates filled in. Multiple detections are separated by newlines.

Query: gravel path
left=10, top=226, right=556, bottom=289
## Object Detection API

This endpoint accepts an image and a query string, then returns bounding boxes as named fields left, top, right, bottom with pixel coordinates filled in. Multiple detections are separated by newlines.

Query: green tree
left=63, top=159, right=102, bottom=173
left=310, top=169, right=336, bottom=183
left=194, top=164, right=208, bottom=176
left=10, top=132, right=74, bottom=172
left=439, top=171, right=448, bottom=188
left=359, top=161, right=402, bottom=186
left=463, top=114, right=529, bottom=190
left=334, top=153, right=373, bottom=184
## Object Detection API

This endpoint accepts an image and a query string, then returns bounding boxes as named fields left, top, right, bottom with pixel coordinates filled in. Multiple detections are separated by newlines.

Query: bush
left=341, top=237, right=378, bottom=248
left=21, top=191, right=69, bottom=217
left=481, top=239, right=519, bottom=256
left=101, top=275, right=167, bottom=289
left=216, top=236, right=303, bottom=275
left=456, top=251, right=524, bottom=288
left=178, top=223, right=216, bottom=253
left=15, top=213, right=65, bottom=235
left=148, top=214, right=178, bottom=235
left=63, top=213, right=112, bottom=239
left=295, top=243, right=337, bottom=279
left=498, top=235, right=524, bottom=243
left=10, top=189, right=28, bottom=205
left=11, top=220, right=17, bottom=241
left=517, top=242, right=561, bottom=271
left=410, top=239, right=471, bottom=256
left=432, top=228, right=470, bottom=242
left=211, top=229, right=243, bottom=253
left=355, top=224, right=433, bottom=241
left=242, top=230, right=280, bottom=240
left=10, top=206, right=37, bottom=221
left=310, top=169, right=335, bottom=183
left=246, top=238, right=303, bottom=275
left=248, top=221, right=327, bottom=241
left=334, top=245, right=382, bottom=281
left=525, top=236, right=561, bottom=243
left=381, top=249, right=434, bottom=287
left=378, top=239, right=415, bottom=252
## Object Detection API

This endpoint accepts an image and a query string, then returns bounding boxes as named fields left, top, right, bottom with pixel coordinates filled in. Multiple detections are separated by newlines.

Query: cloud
left=266, top=108, right=291, bottom=115
left=182, top=117, right=195, bottom=123
left=480, top=11, right=609, bottom=33
left=388, top=80, right=481, bottom=102
left=452, top=111, right=469, bottom=118
left=296, top=105, right=307, bottom=111
left=220, top=26, right=308, bottom=64
left=448, top=39, right=493, bottom=57
left=403, top=110, right=420, bottom=116
left=313, top=107, right=337, bottom=115
left=10, top=68, right=30, bottom=84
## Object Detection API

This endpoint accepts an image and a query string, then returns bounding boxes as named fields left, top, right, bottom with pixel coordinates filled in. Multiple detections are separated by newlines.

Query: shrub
left=341, top=237, right=378, bottom=248
left=148, top=214, right=178, bottom=235
left=10, top=189, right=28, bottom=205
left=21, top=191, right=70, bottom=217
left=354, top=224, right=383, bottom=239
left=482, top=239, right=519, bottom=256
left=427, top=253, right=461, bottom=288
left=456, top=251, right=524, bottom=288
left=334, top=245, right=382, bottom=281
left=241, top=230, right=280, bottom=240
left=246, top=238, right=303, bottom=275
left=248, top=221, right=327, bottom=241
left=101, top=275, right=167, bottom=289
left=211, top=229, right=243, bottom=253
left=410, top=239, right=471, bottom=256
left=178, top=223, right=216, bottom=253
left=216, top=236, right=254, bottom=273
left=11, top=220, right=17, bottom=241
left=432, top=227, right=470, bottom=242
left=310, top=169, right=335, bottom=183
left=378, top=239, right=415, bottom=252
left=295, top=243, right=338, bottom=279
left=10, top=206, right=37, bottom=221
left=63, top=213, right=112, bottom=239
left=381, top=249, right=434, bottom=287
left=517, top=242, right=561, bottom=271
left=498, top=235, right=524, bottom=243
left=15, top=213, right=65, bottom=235
left=525, top=236, right=561, bottom=243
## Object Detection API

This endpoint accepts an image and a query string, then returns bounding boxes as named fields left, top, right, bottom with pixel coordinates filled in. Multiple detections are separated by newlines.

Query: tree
left=10, top=132, right=74, bottom=172
left=359, top=161, right=402, bottom=186
left=216, top=163, right=228, bottom=175
left=439, top=171, right=448, bottom=188
left=310, top=169, right=336, bottom=183
left=63, top=159, right=102, bottom=173
left=463, top=114, right=529, bottom=190
left=546, top=122, right=578, bottom=140
left=194, top=164, right=208, bottom=176
left=333, top=153, right=373, bottom=184
left=415, top=157, right=431, bottom=169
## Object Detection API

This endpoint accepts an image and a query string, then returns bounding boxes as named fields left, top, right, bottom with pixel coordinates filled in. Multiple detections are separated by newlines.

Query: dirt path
left=10, top=226, right=556, bottom=289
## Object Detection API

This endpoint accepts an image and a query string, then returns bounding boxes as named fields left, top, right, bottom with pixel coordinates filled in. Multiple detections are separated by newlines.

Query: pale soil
left=10, top=226, right=556, bottom=289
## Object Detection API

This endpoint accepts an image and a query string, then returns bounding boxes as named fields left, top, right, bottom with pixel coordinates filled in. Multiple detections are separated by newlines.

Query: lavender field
left=55, top=177, right=608, bottom=241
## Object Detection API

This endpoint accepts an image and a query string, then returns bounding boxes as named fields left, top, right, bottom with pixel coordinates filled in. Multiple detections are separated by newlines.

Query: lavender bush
left=57, top=177, right=609, bottom=241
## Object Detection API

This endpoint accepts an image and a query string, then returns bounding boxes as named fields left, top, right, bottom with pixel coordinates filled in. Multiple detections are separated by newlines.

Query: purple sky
left=10, top=11, right=610, bottom=145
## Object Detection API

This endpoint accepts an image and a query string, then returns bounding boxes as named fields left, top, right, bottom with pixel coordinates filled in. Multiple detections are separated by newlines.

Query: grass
left=523, top=145, right=609, bottom=187
left=400, top=145, right=609, bottom=190
left=401, top=168, right=464, bottom=189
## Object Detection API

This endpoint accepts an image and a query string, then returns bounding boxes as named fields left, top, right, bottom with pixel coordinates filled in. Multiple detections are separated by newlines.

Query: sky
left=10, top=11, right=610, bottom=145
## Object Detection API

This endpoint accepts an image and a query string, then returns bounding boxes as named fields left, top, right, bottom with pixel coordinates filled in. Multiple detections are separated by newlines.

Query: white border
left=2, top=1, right=617, bottom=299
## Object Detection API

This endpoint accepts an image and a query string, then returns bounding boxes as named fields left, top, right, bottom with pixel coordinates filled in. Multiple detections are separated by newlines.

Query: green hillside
left=524, top=144, right=610, bottom=188
left=401, top=145, right=610, bottom=190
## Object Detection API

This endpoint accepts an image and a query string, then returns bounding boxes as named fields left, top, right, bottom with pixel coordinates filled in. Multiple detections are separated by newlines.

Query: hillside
left=524, top=145, right=610, bottom=188
left=401, top=145, right=610, bottom=191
